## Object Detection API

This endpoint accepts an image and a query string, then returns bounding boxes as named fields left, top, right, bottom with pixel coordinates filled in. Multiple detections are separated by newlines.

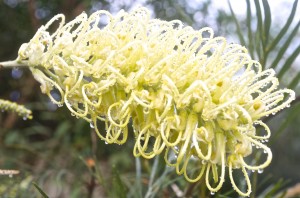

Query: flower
left=8, top=7, right=295, bottom=196
left=0, top=99, right=32, bottom=120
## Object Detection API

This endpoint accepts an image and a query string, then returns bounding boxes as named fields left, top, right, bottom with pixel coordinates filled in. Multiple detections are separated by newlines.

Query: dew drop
left=71, top=113, right=75, bottom=116
left=90, top=122, right=94, bottom=128
left=105, top=141, right=108, bottom=144
left=287, top=104, right=290, bottom=108
left=210, top=191, right=215, bottom=195
left=22, top=116, right=27, bottom=120
left=251, top=170, right=255, bottom=173
left=258, top=169, right=264, bottom=174
left=265, top=139, right=269, bottom=142
left=263, top=150, right=267, bottom=153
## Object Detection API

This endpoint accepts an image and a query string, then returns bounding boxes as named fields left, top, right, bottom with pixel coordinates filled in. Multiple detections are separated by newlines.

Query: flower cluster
left=9, top=7, right=295, bottom=196
left=0, top=99, right=32, bottom=120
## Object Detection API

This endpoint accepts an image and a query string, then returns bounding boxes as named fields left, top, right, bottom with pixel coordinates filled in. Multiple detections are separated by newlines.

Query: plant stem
left=0, top=60, right=27, bottom=68
left=135, top=157, right=143, bottom=198
left=145, top=156, right=159, bottom=198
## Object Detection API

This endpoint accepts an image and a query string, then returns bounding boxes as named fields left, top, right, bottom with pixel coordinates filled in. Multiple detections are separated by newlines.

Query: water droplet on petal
left=258, top=169, right=263, bottom=174
left=90, top=122, right=94, bottom=128
left=210, top=191, right=215, bottom=195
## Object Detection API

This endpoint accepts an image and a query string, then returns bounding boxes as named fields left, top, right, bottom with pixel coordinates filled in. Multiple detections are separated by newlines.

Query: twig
left=0, top=60, right=27, bottom=68
left=87, top=170, right=96, bottom=198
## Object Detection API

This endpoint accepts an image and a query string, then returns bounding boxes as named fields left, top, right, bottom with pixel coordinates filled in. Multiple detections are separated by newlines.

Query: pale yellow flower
left=0, top=99, right=32, bottom=120
left=0, top=7, right=295, bottom=196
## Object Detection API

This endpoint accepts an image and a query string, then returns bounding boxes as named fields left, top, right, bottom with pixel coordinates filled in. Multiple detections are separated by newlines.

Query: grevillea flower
left=0, top=7, right=295, bottom=196
left=0, top=99, right=32, bottom=120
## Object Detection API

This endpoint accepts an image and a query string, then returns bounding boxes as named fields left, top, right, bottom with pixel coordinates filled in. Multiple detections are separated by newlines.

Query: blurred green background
left=0, top=0, right=299, bottom=197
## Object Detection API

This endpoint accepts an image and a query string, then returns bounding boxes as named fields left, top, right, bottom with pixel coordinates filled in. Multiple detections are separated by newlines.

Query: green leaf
left=271, top=102, right=300, bottom=144
left=254, top=0, right=264, bottom=60
left=262, top=0, right=272, bottom=47
left=264, top=179, right=287, bottom=198
left=246, top=0, right=254, bottom=58
left=288, top=71, right=300, bottom=89
left=270, top=20, right=300, bottom=71
left=111, top=166, right=127, bottom=198
left=277, top=41, right=300, bottom=80
left=228, top=0, right=246, bottom=46
left=267, top=0, right=299, bottom=53
left=32, top=182, right=49, bottom=198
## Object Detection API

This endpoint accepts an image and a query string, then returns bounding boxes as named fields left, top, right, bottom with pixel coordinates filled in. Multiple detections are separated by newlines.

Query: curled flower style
left=1, top=7, right=295, bottom=196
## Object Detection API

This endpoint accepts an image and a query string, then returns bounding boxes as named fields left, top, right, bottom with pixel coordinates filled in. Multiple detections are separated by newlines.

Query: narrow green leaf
left=228, top=0, right=246, bottom=46
left=111, top=166, right=127, bottom=198
left=253, top=0, right=264, bottom=63
left=271, top=101, right=300, bottom=144
left=288, top=72, right=300, bottom=89
left=254, top=0, right=264, bottom=43
left=267, top=0, right=298, bottom=52
left=270, top=20, right=300, bottom=70
left=277, top=42, right=300, bottom=79
left=32, top=182, right=49, bottom=198
left=254, top=0, right=263, bottom=31
left=262, top=0, right=272, bottom=47
left=265, top=179, right=287, bottom=198
left=246, top=0, right=254, bottom=58
left=255, top=29, right=263, bottom=63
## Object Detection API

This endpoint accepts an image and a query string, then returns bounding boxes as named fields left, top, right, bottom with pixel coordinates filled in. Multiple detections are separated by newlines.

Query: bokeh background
left=0, top=0, right=299, bottom=197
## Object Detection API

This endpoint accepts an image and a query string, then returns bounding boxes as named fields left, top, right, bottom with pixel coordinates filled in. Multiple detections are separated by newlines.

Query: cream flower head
left=11, top=7, right=295, bottom=196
